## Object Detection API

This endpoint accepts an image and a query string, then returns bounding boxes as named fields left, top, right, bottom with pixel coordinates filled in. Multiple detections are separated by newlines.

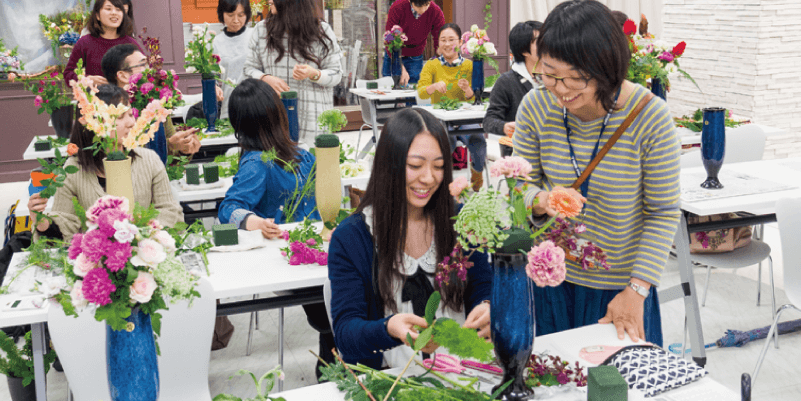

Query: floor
left=1, top=131, right=800, bottom=400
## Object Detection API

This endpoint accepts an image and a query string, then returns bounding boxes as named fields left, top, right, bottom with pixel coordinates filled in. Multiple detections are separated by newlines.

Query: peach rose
left=129, top=271, right=157, bottom=303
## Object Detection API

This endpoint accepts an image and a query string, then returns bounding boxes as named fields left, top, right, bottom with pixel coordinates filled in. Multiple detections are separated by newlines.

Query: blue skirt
left=533, top=281, right=663, bottom=347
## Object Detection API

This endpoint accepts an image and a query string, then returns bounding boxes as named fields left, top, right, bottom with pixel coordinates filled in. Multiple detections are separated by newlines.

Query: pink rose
left=70, top=280, right=89, bottom=308
left=159, top=70, right=168, bottom=80
left=153, top=230, right=176, bottom=253
left=129, top=271, right=158, bottom=303
left=148, top=219, right=163, bottom=230
left=449, top=176, right=470, bottom=197
left=526, top=240, right=566, bottom=287
left=131, top=239, right=167, bottom=268
left=73, top=253, right=98, bottom=277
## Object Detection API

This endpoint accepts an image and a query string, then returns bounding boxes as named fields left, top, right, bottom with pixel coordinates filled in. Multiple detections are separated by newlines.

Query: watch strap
left=628, top=281, right=650, bottom=298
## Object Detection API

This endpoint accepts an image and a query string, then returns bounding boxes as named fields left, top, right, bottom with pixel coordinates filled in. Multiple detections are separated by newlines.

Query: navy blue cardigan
left=328, top=212, right=492, bottom=369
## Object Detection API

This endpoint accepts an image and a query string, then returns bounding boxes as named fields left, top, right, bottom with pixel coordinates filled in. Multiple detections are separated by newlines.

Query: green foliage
left=186, top=118, right=235, bottom=139
left=318, top=109, right=348, bottom=134
left=0, top=331, right=57, bottom=386
left=484, top=1, right=493, bottom=31
left=340, top=144, right=356, bottom=164
left=484, top=74, right=500, bottom=88
left=170, top=219, right=214, bottom=272
left=674, top=108, right=747, bottom=133
left=260, top=150, right=317, bottom=223
left=166, top=155, right=190, bottom=181
left=96, top=299, right=133, bottom=331
left=212, top=366, right=287, bottom=401
left=36, top=147, right=78, bottom=199
left=324, top=208, right=355, bottom=230
left=214, top=152, right=240, bottom=178
left=71, top=196, right=87, bottom=230
left=431, top=318, right=494, bottom=363
left=434, top=97, right=462, bottom=111
left=132, top=202, right=161, bottom=228
left=425, top=291, right=441, bottom=326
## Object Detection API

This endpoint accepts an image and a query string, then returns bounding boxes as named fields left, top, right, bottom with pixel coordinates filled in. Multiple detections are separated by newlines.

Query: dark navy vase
left=390, top=50, right=402, bottom=89
left=107, top=309, right=159, bottom=401
left=51, top=105, right=74, bottom=139
left=145, top=123, right=168, bottom=165
left=490, top=228, right=535, bottom=400
left=201, top=78, right=218, bottom=132
left=472, top=58, right=485, bottom=105
left=701, top=107, right=726, bottom=189
left=281, top=91, right=299, bottom=143
left=651, top=78, right=667, bottom=101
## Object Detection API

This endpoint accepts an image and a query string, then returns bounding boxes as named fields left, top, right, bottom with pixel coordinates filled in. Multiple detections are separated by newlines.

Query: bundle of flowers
left=623, top=18, right=699, bottom=92
left=0, top=38, right=23, bottom=75
left=279, top=218, right=328, bottom=266
left=383, top=25, right=408, bottom=55
left=250, top=0, right=267, bottom=24
left=128, top=31, right=184, bottom=111
left=674, top=108, right=748, bottom=133
left=25, top=69, right=72, bottom=115
left=38, top=1, right=91, bottom=58
left=525, top=354, right=587, bottom=388
left=72, top=61, right=171, bottom=159
left=340, top=161, right=365, bottom=178
left=460, top=24, right=498, bottom=69
left=184, top=23, right=223, bottom=79
left=52, top=196, right=200, bottom=333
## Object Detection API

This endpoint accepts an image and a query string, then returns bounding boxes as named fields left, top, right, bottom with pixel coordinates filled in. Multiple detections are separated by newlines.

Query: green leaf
left=431, top=318, right=494, bottom=362
left=150, top=312, right=162, bottom=338
left=406, top=333, right=414, bottom=347
left=230, top=369, right=260, bottom=389
left=424, top=291, right=441, bottom=326
left=64, top=165, right=78, bottom=174
left=489, top=379, right=514, bottom=400
left=414, top=326, right=433, bottom=351
left=212, top=395, right=242, bottom=401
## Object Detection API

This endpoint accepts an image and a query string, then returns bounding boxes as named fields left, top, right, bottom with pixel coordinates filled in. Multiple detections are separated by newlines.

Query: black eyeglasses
left=123, top=61, right=148, bottom=72
left=532, top=72, right=591, bottom=90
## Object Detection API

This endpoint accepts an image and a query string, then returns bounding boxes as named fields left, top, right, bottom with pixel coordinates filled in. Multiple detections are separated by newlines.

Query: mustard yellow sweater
left=417, top=58, right=474, bottom=104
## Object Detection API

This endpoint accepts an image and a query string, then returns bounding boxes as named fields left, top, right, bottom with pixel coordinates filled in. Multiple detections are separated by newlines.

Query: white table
left=413, top=104, right=488, bottom=138
left=666, top=158, right=801, bottom=368
left=272, top=324, right=738, bottom=400
left=676, top=123, right=786, bottom=149
left=348, top=88, right=418, bottom=159
left=22, top=135, right=68, bottom=161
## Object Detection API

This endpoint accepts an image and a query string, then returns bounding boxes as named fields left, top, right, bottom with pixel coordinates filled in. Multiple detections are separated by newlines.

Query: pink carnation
left=86, top=195, right=130, bottom=223
left=289, top=241, right=305, bottom=253
left=490, top=156, right=533, bottom=178
left=81, top=229, right=112, bottom=264
left=316, top=251, right=328, bottom=265
left=289, top=253, right=302, bottom=265
left=68, top=233, right=84, bottom=260
left=82, top=268, right=116, bottom=306
left=104, top=241, right=133, bottom=272
left=159, top=87, right=173, bottom=100
left=212, top=54, right=221, bottom=63
left=159, top=70, right=168, bottom=80
left=130, top=72, right=143, bottom=84
left=449, top=176, right=470, bottom=197
left=306, top=238, right=317, bottom=246
left=526, top=240, right=566, bottom=287
left=658, top=51, right=675, bottom=62
left=141, top=82, right=155, bottom=95
left=281, top=231, right=290, bottom=241
left=34, top=96, right=43, bottom=107
left=97, top=209, right=131, bottom=238
left=131, top=108, right=139, bottom=119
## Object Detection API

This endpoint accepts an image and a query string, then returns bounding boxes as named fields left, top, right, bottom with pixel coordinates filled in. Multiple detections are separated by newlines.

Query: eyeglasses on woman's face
left=532, top=72, right=591, bottom=90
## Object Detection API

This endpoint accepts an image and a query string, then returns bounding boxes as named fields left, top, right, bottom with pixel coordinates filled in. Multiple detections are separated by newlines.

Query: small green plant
left=0, top=331, right=57, bottom=387
left=166, top=155, right=190, bottom=181
left=434, top=96, right=462, bottom=111
left=317, top=109, right=348, bottom=134
left=36, top=148, right=78, bottom=199
left=212, top=366, right=286, bottom=401
left=185, top=117, right=235, bottom=139
left=213, top=152, right=240, bottom=178
left=261, top=149, right=317, bottom=223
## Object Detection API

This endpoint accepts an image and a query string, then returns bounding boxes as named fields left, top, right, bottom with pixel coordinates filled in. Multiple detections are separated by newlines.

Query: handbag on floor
left=452, top=146, right=467, bottom=170
left=600, top=344, right=708, bottom=397
left=687, top=212, right=752, bottom=254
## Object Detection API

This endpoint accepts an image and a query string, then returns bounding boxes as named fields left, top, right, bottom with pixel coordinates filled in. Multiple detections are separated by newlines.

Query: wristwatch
left=628, top=281, right=650, bottom=299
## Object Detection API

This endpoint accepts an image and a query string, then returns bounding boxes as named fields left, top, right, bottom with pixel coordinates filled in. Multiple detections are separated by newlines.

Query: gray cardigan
left=483, top=69, right=535, bottom=137
left=243, top=20, right=343, bottom=147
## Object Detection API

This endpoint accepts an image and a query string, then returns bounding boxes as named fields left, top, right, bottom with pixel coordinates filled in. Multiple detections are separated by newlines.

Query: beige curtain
left=509, top=0, right=663, bottom=38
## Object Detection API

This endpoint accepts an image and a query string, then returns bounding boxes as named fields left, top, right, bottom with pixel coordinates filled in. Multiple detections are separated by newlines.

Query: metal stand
left=31, top=322, right=47, bottom=401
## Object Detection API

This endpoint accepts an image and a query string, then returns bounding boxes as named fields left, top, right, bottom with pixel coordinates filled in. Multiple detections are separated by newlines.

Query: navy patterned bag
left=600, top=345, right=708, bottom=397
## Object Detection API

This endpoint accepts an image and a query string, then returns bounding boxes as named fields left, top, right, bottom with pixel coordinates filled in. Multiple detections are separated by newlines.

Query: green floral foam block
left=212, top=223, right=238, bottom=246
left=203, top=163, right=219, bottom=183
left=588, top=365, right=627, bottom=401
left=34, top=140, right=51, bottom=151
left=185, top=164, right=200, bottom=185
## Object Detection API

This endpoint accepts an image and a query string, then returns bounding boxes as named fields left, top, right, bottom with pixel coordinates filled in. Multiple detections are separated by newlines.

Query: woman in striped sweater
left=513, top=0, right=680, bottom=346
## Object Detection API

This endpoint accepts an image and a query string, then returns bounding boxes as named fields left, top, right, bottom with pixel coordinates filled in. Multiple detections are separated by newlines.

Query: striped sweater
left=513, top=84, right=681, bottom=289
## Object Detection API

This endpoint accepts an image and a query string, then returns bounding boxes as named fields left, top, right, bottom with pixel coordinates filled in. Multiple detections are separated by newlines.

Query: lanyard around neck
left=564, top=88, right=621, bottom=198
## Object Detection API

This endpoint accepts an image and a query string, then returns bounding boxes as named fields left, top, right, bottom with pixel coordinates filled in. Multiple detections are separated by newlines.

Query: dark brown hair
left=86, top=0, right=134, bottom=38
left=536, top=0, right=629, bottom=111
left=263, top=0, right=333, bottom=67
left=70, top=85, right=136, bottom=174
left=217, top=0, right=252, bottom=25
left=228, top=78, right=299, bottom=167
left=355, top=108, right=466, bottom=313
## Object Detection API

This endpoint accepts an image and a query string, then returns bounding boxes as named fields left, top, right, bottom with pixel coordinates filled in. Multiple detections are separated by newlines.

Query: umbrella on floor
left=668, top=318, right=801, bottom=354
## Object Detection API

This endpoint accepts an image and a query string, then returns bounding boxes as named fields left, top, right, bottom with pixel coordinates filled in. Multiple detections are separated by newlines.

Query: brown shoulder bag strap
left=571, top=92, right=655, bottom=190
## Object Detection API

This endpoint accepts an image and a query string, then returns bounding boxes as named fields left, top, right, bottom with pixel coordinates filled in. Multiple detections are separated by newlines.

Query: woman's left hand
left=457, top=78, right=471, bottom=92
left=292, top=64, right=319, bottom=81
left=463, top=302, right=491, bottom=339
left=598, top=281, right=648, bottom=342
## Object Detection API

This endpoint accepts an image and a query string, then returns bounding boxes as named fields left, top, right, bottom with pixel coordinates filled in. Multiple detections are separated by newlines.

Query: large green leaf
left=424, top=291, right=441, bottom=326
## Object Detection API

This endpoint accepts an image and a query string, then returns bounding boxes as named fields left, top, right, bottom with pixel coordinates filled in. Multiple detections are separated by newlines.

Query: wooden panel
left=133, top=0, right=186, bottom=70
left=452, top=0, right=510, bottom=75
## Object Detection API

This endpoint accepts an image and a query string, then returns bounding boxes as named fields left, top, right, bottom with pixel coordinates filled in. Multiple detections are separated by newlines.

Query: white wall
left=509, top=0, right=663, bottom=37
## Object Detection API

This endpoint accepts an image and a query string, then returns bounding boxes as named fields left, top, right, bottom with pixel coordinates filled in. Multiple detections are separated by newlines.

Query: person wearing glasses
left=101, top=44, right=201, bottom=161
left=64, top=0, right=140, bottom=87
left=483, top=20, right=542, bottom=158
left=514, top=0, right=680, bottom=346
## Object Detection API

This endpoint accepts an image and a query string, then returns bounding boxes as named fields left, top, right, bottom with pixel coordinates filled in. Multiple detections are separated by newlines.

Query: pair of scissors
left=422, top=354, right=494, bottom=384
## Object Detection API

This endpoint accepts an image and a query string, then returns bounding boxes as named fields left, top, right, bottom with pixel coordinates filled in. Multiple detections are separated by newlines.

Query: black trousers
left=301, top=302, right=335, bottom=381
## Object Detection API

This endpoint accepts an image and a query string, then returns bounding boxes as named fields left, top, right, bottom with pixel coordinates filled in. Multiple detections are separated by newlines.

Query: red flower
left=623, top=19, right=637, bottom=36
left=672, top=41, right=686, bottom=57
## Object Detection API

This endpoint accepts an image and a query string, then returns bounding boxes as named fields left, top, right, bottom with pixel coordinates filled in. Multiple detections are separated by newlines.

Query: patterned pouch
left=600, top=345, right=708, bottom=397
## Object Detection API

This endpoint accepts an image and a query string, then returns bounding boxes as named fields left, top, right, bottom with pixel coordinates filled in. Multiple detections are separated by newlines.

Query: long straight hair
left=70, top=85, right=136, bottom=174
left=264, top=0, right=332, bottom=67
left=356, top=108, right=465, bottom=313
left=86, top=0, right=134, bottom=38
left=228, top=78, right=299, bottom=167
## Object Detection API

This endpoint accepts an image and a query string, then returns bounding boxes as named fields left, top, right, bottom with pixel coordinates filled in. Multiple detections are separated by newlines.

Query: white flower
left=665, top=63, right=678, bottom=74
left=131, top=239, right=167, bottom=268
left=70, top=281, right=89, bottom=309
left=219, top=65, right=226, bottom=74
left=113, top=220, right=139, bottom=243
left=186, top=66, right=196, bottom=73
left=50, top=23, right=56, bottom=28
left=470, top=24, right=479, bottom=32
left=153, top=230, right=177, bottom=253
left=483, top=42, right=497, bottom=56
left=129, top=271, right=158, bottom=303
left=466, top=38, right=480, bottom=54
left=41, top=276, right=67, bottom=298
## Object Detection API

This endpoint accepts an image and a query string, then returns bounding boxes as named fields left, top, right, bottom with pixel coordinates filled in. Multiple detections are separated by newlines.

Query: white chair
left=752, top=197, right=801, bottom=382
left=48, top=277, right=216, bottom=401
left=354, top=77, right=397, bottom=151
left=680, top=124, right=767, bottom=169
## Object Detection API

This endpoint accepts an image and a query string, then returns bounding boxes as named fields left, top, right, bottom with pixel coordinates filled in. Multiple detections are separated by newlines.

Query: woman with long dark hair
left=514, top=0, right=680, bottom=345
left=243, top=0, right=342, bottom=147
left=328, top=108, right=492, bottom=369
left=28, top=85, right=182, bottom=241
left=64, top=0, right=139, bottom=86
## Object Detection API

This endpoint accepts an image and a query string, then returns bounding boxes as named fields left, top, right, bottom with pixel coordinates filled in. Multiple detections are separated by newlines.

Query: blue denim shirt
left=218, top=149, right=319, bottom=227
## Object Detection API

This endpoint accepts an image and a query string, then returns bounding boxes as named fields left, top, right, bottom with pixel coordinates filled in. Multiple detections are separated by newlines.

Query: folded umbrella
left=668, top=318, right=801, bottom=354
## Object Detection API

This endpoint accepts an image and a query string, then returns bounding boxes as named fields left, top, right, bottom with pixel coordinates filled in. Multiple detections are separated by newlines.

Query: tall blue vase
left=490, top=228, right=535, bottom=400
left=201, top=78, right=218, bottom=132
left=281, top=91, right=299, bottom=143
left=472, top=58, right=485, bottom=105
left=651, top=78, right=667, bottom=101
left=390, top=50, right=402, bottom=89
left=701, top=107, right=726, bottom=189
left=145, top=123, right=168, bottom=165
left=106, top=309, right=159, bottom=401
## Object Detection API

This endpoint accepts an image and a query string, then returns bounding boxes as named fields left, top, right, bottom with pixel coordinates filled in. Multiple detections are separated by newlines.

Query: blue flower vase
left=390, top=50, right=402, bottom=89
left=472, top=58, right=485, bottom=106
left=651, top=78, right=667, bottom=101
left=281, top=91, right=299, bottom=143
left=490, top=228, right=535, bottom=400
left=145, top=122, right=168, bottom=165
left=201, top=78, right=218, bottom=132
left=106, top=308, right=159, bottom=401
left=701, top=107, right=726, bottom=189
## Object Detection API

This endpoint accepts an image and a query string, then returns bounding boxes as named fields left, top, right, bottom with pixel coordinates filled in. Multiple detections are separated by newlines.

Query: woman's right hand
left=427, top=81, right=448, bottom=95
left=87, top=75, right=108, bottom=86
left=503, top=122, right=515, bottom=137
left=387, top=313, right=439, bottom=354
left=245, top=216, right=282, bottom=239
left=261, top=74, right=290, bottom=93
left=28, top=194, right=50, bottom=232
left=532, top=186, right=586, bottom=217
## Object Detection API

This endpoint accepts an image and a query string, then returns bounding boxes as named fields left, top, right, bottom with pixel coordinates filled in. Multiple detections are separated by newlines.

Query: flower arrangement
left=0, top=38, right=23, bottom=75
left=383, top=25, right=408, bottom=55
left=279, top=219, right=328, bottom=266
left=128, top=30, right=184, bottom=111
left=250, top=0, right=268, bottom=25
left=38, top=1, right=92, bottom=59
left=184, top=23, right=223, bottom=79
left=525, top=354, right=587, bottom=388
left=623, top=18, right=699, bottom=93
left=460, top=24, right=498, bottom=70
left=25, top=69, right=72, bottom=115
left=674, top=108, right=748, bottom=133
left=72, top=61, right=171, bottom=160
left=53, top=196, right=200, bottom=334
